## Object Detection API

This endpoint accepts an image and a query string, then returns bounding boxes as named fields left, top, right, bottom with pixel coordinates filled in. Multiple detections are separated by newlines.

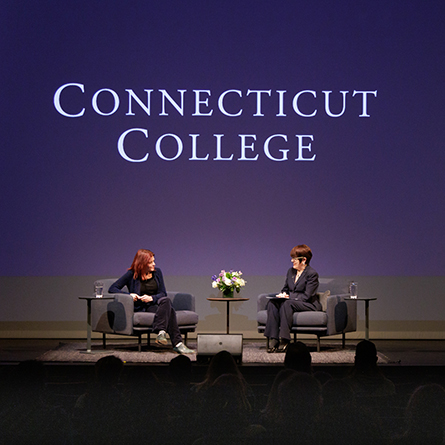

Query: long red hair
left=129, top=249, right=154, bottom=279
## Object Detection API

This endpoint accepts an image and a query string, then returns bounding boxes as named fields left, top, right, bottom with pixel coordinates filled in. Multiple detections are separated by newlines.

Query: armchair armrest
left=92, top=292, right=134, bottom=335
left=258, top=293, right=276, bottom=312
left=326, top=294, right=357, bottom=335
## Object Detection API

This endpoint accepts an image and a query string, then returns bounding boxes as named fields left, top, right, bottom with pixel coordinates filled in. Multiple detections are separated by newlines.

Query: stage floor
left=1, top=338, right=445, bottom=366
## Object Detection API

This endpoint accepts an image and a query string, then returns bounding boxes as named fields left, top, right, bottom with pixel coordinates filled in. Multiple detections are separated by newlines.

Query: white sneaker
left=173, top=343, right=195, bottom=354
left=156, top=331, right=168, bottom=346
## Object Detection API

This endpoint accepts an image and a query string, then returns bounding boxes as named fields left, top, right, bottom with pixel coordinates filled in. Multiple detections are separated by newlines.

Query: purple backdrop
left=1, top=1, right=444, bottom=277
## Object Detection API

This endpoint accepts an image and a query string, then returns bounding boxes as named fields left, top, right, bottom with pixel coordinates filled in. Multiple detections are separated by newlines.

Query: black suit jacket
left=281, top=265, right=320, bottom=308
left=108, top=267, right=167, bottom=306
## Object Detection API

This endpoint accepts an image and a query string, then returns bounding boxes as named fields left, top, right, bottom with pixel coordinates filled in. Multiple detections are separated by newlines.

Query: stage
left=0, top=338, right=445, bottom=366
left=1, top=338, right=445, bottom=366
left=32, top=339, right=388, bottom=365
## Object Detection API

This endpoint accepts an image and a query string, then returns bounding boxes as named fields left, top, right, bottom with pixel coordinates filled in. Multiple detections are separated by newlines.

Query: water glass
left=94, top=282, right=104, bottom=298
left=349, top=281, right=358, bottom=299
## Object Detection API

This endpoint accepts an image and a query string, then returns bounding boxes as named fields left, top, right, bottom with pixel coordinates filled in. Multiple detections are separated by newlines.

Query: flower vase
left=223, top=288, right=234, bottom=298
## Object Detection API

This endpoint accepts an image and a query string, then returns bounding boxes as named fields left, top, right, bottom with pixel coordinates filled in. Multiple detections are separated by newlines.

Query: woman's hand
left=140, top=295, right=154, bottom=303
left=130, top=293, right=139, bottom=302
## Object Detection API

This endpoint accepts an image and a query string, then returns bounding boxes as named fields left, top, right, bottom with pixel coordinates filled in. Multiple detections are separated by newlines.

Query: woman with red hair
left=109, top=249, right=194, bottom=354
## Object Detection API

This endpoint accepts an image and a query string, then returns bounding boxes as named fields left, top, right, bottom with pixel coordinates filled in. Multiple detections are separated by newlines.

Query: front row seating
left=91, top=278, right=199, bottom=352
left=257, top=292, right=357, bottom=352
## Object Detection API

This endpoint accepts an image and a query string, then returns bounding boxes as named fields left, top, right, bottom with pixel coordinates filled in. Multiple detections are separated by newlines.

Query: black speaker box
left=196, top=334, right=243, bottom=364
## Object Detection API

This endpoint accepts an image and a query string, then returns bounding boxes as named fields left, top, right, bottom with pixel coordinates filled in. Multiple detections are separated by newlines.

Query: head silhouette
left=284, top=341, right=312, bottom=373
left=354, top=340, right=378, bottom=371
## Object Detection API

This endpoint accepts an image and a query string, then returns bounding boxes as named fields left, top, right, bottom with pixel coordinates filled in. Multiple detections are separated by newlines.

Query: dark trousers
left=138, top=297, right=182, bottom=346
left=264, top=298, right=317, bottom=341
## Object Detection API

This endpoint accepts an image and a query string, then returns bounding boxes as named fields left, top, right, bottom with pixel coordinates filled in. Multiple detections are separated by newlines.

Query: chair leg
left=102, top=333, right=106, bottom=349
left=342, top=332, right=346, bottom=349
left=317, top=336, right=321, bottom=353
left=138, top=335, right=142, bottom=352
left=147, top=333, right=151, bottom=347
left=184, top=331, right=188, bottom=346
left=293, top=332, right=297, bottom=343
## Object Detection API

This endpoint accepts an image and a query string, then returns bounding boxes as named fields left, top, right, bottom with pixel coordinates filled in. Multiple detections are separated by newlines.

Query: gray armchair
left=257, top=292, right=357, bottom=352
left=91, top=278, right=198, bottom=352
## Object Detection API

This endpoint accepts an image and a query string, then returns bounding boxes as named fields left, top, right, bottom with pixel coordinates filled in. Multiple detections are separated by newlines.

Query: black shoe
left=267, top=338, right=279, bottom=353
left=279, top=340, right=290, bottom=353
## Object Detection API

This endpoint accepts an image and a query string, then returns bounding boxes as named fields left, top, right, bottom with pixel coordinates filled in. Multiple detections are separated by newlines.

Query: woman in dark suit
left=264, top=244, right=320, bottom=353
left=109, top=249, right=194, bottom=354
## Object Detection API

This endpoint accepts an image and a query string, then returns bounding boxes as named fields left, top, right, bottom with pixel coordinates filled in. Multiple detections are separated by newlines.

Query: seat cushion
left=133, top=312, right=155, bottom=327
left=293, top=311, right=328, bottom=326
left=176, top=310, right=199, bottom=326
left=257, top=309, right=328, bottom=327
left=134, top=310, right=198, bottom=327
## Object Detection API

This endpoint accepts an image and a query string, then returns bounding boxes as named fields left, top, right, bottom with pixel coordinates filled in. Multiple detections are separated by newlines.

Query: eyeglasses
left=291, top=257, right=305, bottom=262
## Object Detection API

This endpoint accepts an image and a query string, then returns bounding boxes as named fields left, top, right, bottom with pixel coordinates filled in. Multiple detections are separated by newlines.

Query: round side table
left=207, top=297, right=249, bottom=334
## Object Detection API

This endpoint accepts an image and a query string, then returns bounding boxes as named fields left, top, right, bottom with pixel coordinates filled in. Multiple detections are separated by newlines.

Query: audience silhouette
left=284, top=340, right=312, bottom=373
left=193, top=373, right=264, bottom=445
left=72, top=355, right=130, bottom=445
left=2, top=341, right=444, bottom=445
left=193, top=350, right=246, bottom=392
left=269, top=371, right=323, bottom=444
left=320, top=376, right=387, bottom=445
left=259, top=368, right=297, bottom=429
left=192, top=350, right=255, bottom=423
left=0, top=360, right=73, bottom=444
left=345, top=339, right=396, bottom=397
left=164, top=354, right=197, bottom=444
left=391, top=383, right=445, bottom=445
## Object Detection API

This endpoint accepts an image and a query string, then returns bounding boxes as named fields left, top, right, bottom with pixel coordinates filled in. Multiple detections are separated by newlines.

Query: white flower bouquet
left=211, top=270, right=246, bottom=297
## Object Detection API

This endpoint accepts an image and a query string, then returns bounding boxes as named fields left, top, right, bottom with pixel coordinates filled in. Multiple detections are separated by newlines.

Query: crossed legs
left=152, top=297, right=182, bottom=346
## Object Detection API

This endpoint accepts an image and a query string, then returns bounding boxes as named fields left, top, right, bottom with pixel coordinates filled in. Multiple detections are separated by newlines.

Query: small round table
left=345, top=297, right=377, bottom=340
left=207, top=297, right=249, bottom=334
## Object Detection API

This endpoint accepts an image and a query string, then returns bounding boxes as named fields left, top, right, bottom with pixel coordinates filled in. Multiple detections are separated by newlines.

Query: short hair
left=130, top=248, right=154, bottom=279
left=290, top=244, right=313, bottom=264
